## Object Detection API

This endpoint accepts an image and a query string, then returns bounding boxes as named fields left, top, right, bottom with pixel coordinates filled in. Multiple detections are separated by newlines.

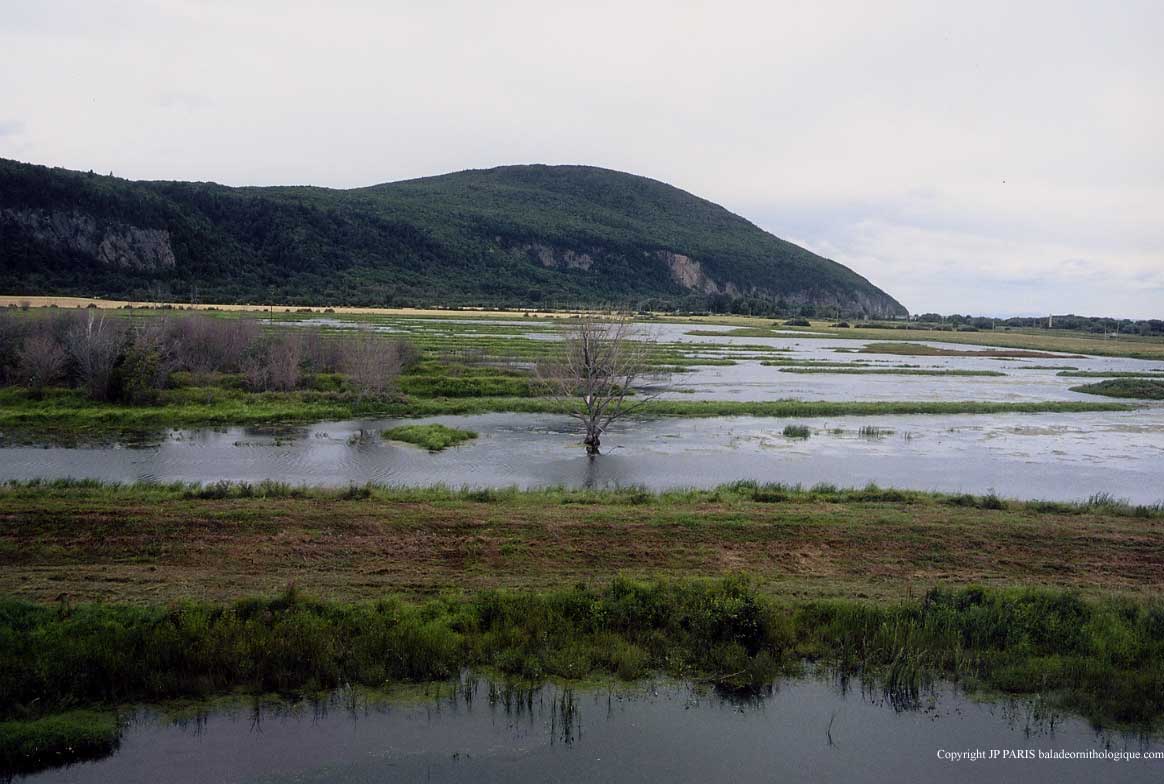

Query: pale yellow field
left=0, top=295, right=585, bottom=320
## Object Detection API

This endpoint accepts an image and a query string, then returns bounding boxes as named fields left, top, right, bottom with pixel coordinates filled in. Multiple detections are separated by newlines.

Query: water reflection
left=10, top=672, right=1160, bottom=784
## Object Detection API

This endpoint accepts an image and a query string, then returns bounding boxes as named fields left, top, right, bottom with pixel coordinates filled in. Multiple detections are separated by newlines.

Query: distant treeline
left=908, top=313, right=1163, bottom=336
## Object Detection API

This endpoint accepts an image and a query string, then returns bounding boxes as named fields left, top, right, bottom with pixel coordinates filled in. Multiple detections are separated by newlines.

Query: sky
left=1, top=0, right=1161, bottom=318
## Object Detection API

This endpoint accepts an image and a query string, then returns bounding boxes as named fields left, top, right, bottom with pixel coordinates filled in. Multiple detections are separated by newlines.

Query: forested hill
left=0, top=158, right=907, bottom=316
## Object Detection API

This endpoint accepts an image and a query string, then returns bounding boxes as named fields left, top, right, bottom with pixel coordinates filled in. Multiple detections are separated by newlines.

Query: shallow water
left=293, top=318, right=1164, bottom=403
left=2, top=410, right=1162, bottom=503
left=13, top=676, right=1160, bottom=784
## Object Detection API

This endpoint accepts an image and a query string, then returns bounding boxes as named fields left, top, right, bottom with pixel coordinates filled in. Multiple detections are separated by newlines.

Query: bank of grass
left=0, top=711, right=120, bottom=774
left=1059, top=370, right=1164, bottom=378
left=859, top=342, right=1084, bottom=359
left=0, top=387, right=1134, bottom=432
left=3, top=480, right=1164, bottom=766
left=1, top=580, right=1162, bottom=772
left=777, top=367, right=1006, bottom=377
left=383, top=424, right=477, bottom=451
left=2, top=477, right=1159, bottom=515
left=1070, top=378, right=1164, bottom=400
left=2, top=479, right=1161, bottom=608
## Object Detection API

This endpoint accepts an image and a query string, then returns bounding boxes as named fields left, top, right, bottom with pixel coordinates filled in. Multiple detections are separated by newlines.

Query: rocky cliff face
left=654, top=250, right=743, bottom=297
left=525, top=243, right=594, bottom=271
left=2, top=209, right=177, bottom=271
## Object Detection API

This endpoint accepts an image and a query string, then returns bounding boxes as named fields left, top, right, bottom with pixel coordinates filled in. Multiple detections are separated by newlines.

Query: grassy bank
left=0, top=711, right=120, bottom=773
left=857, top=342, right=1084, bottom=359
left=0, top=387, right=1134, bottom=432
left=1, top=581, right=1162, bottom=772
left=383, top=424, right=477, bottom=451
left=3, top=481, right=1163, bottom=769
left=2, top=480, right=1160, bottom=606
left=1070, top=378, right=1164, bottom=400
left=687, top=323, right=1164, bottom=361
left=776, top=367, right=1007, bottom=377
left=1058, top=370, right=1164, bottom=378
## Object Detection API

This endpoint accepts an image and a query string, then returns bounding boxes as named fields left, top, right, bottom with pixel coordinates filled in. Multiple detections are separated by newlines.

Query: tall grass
left=1, top=582, right=1162, bottom=735
left=0, top=711, right=120, bottom=773
left=3, top=478, right=1161, bottom=517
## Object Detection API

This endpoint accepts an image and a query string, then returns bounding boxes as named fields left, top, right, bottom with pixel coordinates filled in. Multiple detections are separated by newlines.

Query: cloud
left=0, top=0, right=1160, bottom=316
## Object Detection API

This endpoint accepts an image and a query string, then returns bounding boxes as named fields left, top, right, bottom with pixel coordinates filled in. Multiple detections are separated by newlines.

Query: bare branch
left=535, top=312, right=666, bottom=455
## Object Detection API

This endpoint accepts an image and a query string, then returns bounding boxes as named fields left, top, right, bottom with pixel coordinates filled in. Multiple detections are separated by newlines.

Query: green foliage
left=2, top=583, right=1163, bottom=738
left=1070, top=378, right=1164, bottom=400
left=382, top=424, right=478, bottom=451
left=794, top=587, right=1164, bottom=725
left=0, top=159, right=905, bottom=316
left=0, top=711, right=119, bottom=773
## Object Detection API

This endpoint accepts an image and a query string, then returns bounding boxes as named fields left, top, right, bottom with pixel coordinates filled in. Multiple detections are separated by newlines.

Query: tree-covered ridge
left=0, top=158, right=906, bottom=316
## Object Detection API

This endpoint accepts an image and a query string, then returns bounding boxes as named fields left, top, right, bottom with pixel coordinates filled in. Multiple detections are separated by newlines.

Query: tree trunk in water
left=584, top=427, right=601, bottom=456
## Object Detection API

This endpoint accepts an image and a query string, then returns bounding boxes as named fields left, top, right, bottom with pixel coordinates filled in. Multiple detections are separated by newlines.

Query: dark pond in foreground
left=13, top=676, right=1161, bottom=784
left=2, top=410, right=1163, bottom=503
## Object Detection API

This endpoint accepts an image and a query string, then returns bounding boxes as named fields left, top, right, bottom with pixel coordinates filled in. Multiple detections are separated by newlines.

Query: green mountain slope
left=0, top=158, right=906, bottom=316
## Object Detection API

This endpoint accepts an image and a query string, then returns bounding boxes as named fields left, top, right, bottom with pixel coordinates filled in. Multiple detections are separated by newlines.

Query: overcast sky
left=2, top=1, right=1160, bottom=317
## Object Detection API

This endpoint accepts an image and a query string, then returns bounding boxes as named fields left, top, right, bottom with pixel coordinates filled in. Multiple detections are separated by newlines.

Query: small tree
left=18, top=333, right=68, bottom=396
left=537, top=313, right=663, bottom=455
left=63, top=311, right=124, bottom=401
left=114, top=320, right=176, bottom=404
left=340, top=333, right=405, bottom=396
left=266, top=333, right=303, bottom=391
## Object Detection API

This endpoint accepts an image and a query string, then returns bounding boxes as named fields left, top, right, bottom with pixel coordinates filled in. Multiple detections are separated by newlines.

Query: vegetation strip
left=858, top=342, right=1085, bottom=359
left=1058, top=370, right=1164, bottom=378
left=1, top=580, right=1162, bottom=772
left=2, top=481, right=1162, bottom=767
left=0, top=388, right=1133, bottom=431
left=776, top=368, right=1006, bottom=377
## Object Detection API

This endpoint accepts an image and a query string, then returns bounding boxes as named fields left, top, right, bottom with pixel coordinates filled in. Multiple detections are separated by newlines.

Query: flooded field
left=13, top=675, right=1159, bottom=784
left=3, top=409, right=1162, bottom=503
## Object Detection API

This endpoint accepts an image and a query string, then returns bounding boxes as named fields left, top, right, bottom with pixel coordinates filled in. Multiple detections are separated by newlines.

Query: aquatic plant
left=382, top=424, right=478, bottom=451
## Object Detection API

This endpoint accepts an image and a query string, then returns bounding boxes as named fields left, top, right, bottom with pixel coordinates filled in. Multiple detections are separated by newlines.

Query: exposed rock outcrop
left=2, top=208, right=177, bottom=271
left=526, top=243, right=594, bottom=271
left=654, top=250, right=739, bottom=296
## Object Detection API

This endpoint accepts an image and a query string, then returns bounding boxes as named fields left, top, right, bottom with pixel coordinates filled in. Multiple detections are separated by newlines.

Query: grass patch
left=1070, top=379, right=1164, bottom=400
left=383, top=424, right=478, bottom=451
left=1058, top=370, right=1164, bottom=378
left=859, top=342, right=1084, bottom=359
left=0, top=387, right=1134, bottom=433
left=778, top=367, right=1006, bottom=377
left=0, top=711, right=119, bottom=773
left=782, top=424, right=811, bottom=439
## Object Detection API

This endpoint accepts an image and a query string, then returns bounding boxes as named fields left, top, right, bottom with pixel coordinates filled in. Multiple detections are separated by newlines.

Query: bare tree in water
left=537, top=313, right=663, bottom=456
